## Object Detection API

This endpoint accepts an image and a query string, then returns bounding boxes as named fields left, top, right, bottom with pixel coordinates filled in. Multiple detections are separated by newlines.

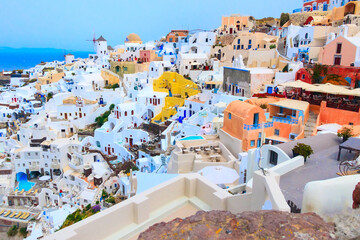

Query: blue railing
left=243, top=122, right=273, bottom=131
left=272, top=116, right=298, bottom=124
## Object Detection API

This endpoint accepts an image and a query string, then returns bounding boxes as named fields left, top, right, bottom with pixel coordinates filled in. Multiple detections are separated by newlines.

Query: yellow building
left=152, top=72, right=199, bottom=123
left=101, top=69, right=120, bottom=86
left=110, top=61, right=150, bottom=79
left=36, top=70, right=65, bottom=90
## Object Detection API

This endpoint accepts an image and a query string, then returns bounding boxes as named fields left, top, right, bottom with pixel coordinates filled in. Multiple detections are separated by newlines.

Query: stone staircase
left=304, top=111, right=318, bottom=138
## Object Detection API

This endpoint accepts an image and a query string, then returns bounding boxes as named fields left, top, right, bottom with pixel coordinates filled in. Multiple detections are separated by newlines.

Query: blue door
left=323, top=3, right=328, bottom=11
left=267, top=87, right=273, bottom=94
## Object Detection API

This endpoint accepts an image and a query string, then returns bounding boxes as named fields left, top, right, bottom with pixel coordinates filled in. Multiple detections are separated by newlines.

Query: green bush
left=106, top=196, right=115, bottom=204
left=269, top=44, right=276, bottom=49
left=102, top=189, right=108, bottom=199
left=86, top=204, right=91, bottom=211
left=7, top=225, right=18, bottom=237
left=19, top=227, right=28, bottom=238
left=338, top=127, right=353, bottom=142
left=292, top=143, right=314, bottom=161
left=47, top=92, right=53, bottom=101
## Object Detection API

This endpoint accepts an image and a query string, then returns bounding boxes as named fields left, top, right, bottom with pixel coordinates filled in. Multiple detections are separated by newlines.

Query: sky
left=0, top=0, right=300, bottom=51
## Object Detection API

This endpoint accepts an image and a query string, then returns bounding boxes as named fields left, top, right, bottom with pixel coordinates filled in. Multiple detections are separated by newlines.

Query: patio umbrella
left=198, top=166, right=239, bottom=185
left=39, top=176, right=51, bottom=181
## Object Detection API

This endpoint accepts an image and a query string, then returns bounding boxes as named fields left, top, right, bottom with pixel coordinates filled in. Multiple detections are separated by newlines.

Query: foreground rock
left=138, top=210, right=335, bottom=240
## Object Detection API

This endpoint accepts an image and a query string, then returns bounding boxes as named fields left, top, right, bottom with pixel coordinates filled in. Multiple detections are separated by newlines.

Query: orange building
left=221, top=99, right=308, bottom=152
left=165, top=30, right=189, bottom=43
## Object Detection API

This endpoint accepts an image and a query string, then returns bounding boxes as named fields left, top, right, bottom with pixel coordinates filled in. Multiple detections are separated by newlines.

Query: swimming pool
left=15, top=172, right=35, bottom=191
left=180, top=136, right=204, bottom=141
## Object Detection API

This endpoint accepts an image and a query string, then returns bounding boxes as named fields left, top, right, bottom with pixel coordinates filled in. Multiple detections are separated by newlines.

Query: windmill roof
left=96, top=36, right=106, bottom=42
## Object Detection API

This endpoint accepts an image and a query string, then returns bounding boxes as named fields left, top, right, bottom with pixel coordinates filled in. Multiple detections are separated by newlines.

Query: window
left=131, top=110, right=134, bottom=115
left=305, top=33, right=308, bottom=39
left=269, top=150, right=278, bottom=165
left=248, top=45, right=252, bottom=49
left=264, top=45, right=266, bottom=48
left=237, top=45, right=240, bottom=50
left=336, top=43, right=342, bottom=54
left=249, top=39, right=252, bottom=44
left=350, top=122, right=354, bottom=125
left=258, top=133, right=262, bottom=138
left=275, top=129, right=280, bottom=136
left=238, top=39, right=241, bottom=44
left=229, top=113, right=232, bottom=120
left=250, top=140, right=255, bottom=147
left=302, top=74, right=305, bottom=79
left=234, top=45, right=236, bottom=50
left=125, top=111, right=127, bottom=116
left=292, top=110, right=296, bottom=117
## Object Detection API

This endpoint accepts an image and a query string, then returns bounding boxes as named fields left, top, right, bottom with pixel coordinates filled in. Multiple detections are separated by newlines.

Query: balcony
left=243, top=122, right=274, bottom=131
left=272, top=116, right=298, bottom=124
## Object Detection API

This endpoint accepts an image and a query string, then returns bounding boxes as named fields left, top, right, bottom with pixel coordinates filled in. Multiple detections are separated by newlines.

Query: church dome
left=125, top=33, right=142, bottom=44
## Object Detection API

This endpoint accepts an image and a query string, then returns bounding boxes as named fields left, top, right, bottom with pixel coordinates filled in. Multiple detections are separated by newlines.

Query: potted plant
left=292, top=143, right=314, bottom=162
left=204, top=61, right=209, bottom=71
left=337, top=127, right=353, bottom=143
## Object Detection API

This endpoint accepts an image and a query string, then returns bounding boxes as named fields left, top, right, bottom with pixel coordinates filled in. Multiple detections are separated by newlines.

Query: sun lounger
left=3, top=211, right=10, bottom=217
left=3, top=211, right=11, bottom=217
left=9, top=212, right=16, bottom=218
left=0, top=210, right=5, bottom=215
left=33, top=189, right=38, bottom=194
left=26, top=189, right=32, bottom=194
left=19, top=189, right=24, bottom=194
left=22, top=213, right=30, bottom=219
left=15, top=212, right=22, bottom=218
left=19, top=213, right=26, bottom=219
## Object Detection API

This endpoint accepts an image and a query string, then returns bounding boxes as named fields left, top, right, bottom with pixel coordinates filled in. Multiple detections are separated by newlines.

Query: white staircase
left=304, top=111, right=318, bottom=138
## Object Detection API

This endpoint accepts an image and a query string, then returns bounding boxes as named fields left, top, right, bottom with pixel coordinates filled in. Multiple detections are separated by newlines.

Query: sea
left=0, top=47, right=93, bottom=71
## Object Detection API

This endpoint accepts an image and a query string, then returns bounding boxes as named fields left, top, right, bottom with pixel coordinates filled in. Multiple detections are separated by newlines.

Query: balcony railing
left=243, top=122, right=274, bottom=131
left=272, top=116, right=298, bottom=124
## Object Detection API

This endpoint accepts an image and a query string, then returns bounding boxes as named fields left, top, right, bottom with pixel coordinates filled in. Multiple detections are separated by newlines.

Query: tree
left=280, top=13, right=290, bottom=27
left=292, top=143, right=314, bottom=162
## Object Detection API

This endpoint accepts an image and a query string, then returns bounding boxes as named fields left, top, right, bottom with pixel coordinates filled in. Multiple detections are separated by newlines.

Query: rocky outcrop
left=353, top=182, right=360, bottom=209
left=138, top=210, right=335, bottom=240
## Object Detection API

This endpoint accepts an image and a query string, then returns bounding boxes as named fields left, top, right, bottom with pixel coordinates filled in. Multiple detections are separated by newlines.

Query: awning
left=304, top=83, right=352, bottom=95
left=279, top=80, right=313, bottom=89
left=198, top=166, right=239, bottom=185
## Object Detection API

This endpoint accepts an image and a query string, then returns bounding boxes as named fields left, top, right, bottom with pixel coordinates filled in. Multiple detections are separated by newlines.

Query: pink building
left=319, top=36, right=360, bottom=67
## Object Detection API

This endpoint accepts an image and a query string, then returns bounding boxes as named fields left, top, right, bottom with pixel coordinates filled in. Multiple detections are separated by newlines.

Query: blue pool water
left=15, top=172, right=35, bottom=191
left=180, top=136, right=204, bottom=141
